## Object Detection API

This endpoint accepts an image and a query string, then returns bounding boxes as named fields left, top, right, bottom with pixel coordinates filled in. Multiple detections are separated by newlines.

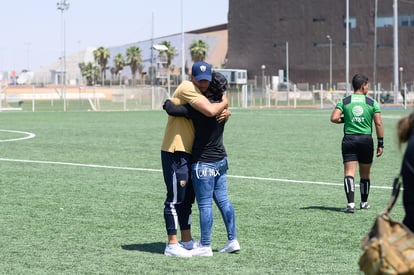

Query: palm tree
left=179, top=61, right=190, bottom=80
left=79, top=62, right=100, bottom=86
left=126, top=46, right=142, bottom=86
left=112, top=53, right=125, bottom=85
left=137, top=63, right=144, bottom=84
left=189, top=39, right=208, bottom=62
left=159, top=41, right=176, bottom=88
left=159, top=41, right=175, bottom=69
left=93, top=46, right=110, bottom=86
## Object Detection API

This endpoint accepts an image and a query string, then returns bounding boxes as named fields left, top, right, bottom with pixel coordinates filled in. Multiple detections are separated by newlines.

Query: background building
left=226, top=0, right=414, bottom=90
left=30, top=25, right=227, bottom=86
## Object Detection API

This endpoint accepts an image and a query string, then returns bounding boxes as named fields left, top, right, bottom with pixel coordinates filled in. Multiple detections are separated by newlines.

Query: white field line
left=0, top=130, right=36, bottom=142
left=230, top=111, right=403, bottom=120
left=0, top=158, right=161, bottom=172
left=0, top=157, right=393, bottom=190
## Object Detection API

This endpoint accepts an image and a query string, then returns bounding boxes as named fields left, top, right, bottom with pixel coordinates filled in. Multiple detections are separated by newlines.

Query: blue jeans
left=191, top=157, right=236, bottom=246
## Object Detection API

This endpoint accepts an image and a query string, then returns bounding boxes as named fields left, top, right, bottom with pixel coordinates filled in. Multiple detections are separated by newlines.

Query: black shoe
left=343, top=205, right=355, bottom=213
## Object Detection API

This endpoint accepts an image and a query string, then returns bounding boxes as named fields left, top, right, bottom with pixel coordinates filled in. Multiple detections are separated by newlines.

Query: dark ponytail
left=397, top=112, right=414, bottom=147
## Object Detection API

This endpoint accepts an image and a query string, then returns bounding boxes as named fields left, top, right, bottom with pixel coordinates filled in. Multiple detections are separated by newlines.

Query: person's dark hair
left=352, top=74, right=369, bottom=91
left=397, top=112, right=414, bottom=147
left=207, top=72, right=228, bottom=101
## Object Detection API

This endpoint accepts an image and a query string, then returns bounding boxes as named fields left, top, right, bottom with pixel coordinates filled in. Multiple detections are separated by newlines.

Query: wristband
left=377, top=138, right=384, bottom=148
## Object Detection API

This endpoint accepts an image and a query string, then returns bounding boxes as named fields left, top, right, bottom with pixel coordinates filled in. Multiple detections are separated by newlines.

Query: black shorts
left=341, top=134, right=374, bottom=164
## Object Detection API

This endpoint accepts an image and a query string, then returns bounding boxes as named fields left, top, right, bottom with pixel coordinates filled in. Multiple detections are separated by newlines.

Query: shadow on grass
left=300, top=206, right=344, bottom=212
left=121, top=242, right=165, bottom=254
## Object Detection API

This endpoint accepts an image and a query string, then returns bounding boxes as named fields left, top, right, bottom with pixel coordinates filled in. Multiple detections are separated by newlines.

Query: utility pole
left=326, top=35, right=332, bottom=91
left=57, top=0, right=70, bottom=111
left=393, top=0, right=399, bottom=104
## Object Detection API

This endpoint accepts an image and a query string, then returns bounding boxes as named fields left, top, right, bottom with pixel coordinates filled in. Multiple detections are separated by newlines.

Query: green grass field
left=0, top=107, right=411, bottom=274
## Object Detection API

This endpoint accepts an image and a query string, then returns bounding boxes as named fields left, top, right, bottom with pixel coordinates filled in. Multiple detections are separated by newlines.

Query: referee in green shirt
left=330, top=74, right=384, bottom=213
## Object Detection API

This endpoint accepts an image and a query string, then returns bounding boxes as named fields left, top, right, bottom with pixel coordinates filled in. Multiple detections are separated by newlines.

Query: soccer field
left=0, top=107, right=411, bottom=274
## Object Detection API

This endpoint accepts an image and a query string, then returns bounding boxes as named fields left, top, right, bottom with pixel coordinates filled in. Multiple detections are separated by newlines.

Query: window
left=377, top=16, right=393, bottom=27
left=313, top=42, right=331, bottom=47
left=344, top=17, right=357, bottom=29
left=399, top=15, right=414, bottom=26
left=377, top=15, right=414, bottom=27
left=377, top=44, right=393, bottom=48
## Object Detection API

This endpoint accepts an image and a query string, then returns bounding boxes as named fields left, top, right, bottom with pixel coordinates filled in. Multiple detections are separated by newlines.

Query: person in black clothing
left=330, top=74, right=384, bottom=213
left=163, top=72, right=240, bottom=257
left=397, top=112, right=414, bottom=231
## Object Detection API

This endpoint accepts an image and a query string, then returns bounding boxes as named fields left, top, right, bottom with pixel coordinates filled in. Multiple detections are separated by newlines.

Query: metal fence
left=1, top=83, right=412, bottom=112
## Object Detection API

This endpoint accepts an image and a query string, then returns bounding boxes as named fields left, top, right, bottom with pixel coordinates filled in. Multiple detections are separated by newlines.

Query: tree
left=112, top=53, right=125, bottom=85
left=93, top=46, right=110, bottom=86
left=159, top=41, right=176, bottom=87
left=137, top=63, right=144, bottom=84
left=159, top=41, right=175, bottom=69
left=126, top=46, right=142, bottom=86
left=189, top=39, right=208, bottom=62
left=179, top=61, right=190, bottom=81
left=79, top=62, right=100, bottom=86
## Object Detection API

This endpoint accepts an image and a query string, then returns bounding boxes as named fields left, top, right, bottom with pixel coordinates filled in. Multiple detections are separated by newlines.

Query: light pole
left=326, top=35, right=332, bottom=91
left=57, top=0, right=70, bottom=111
left=285, top=41, right=290, bottom=106
left=400, top=66, right=405, bottom=106
left=345, top=0, right=350, bottom=95
left=393, top=0, right=399, bottom=104
left=181, top=0, right=185, bottom=81
left=261, top=64, right=266, bottom=94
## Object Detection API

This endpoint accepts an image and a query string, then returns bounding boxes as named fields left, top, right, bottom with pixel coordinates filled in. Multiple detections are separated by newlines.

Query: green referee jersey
left=335, top=94, right=381, bottom=135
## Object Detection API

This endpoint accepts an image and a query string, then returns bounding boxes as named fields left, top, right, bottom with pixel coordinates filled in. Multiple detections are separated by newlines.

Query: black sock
left=344, top=176, right=355, bottom=204
left=360, top=178, right=370, bottom=202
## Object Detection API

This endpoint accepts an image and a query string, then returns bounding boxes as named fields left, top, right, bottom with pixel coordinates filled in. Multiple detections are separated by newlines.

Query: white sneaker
left=179, top=238, right=200, bottom=250
left=360, top=202, right=371, bottom=210
left=190, top=245, right=213, bottom=257
left=164, top=243, right=192, bottom=257
left=218, top=240, right=240, bottom=253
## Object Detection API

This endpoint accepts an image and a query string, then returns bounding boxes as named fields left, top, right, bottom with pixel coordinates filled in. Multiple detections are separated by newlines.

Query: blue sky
left=0, top=0, right=228, bottom=72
